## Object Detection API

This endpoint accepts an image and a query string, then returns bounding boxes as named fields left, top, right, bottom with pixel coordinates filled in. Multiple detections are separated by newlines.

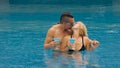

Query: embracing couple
left=44, top=12, right=99, bottom=52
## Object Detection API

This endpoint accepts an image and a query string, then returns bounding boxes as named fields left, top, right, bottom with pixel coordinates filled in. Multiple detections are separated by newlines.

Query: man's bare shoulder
left=52, top=24, right=60, bottom=28
left=48, top=24, right=60, bottom=32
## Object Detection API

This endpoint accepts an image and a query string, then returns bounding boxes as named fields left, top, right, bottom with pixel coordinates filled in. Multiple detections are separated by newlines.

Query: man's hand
left=50, top=41, right=60, bottom=47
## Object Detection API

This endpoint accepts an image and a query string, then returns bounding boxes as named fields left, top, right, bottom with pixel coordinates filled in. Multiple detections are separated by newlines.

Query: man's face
left=62, top=16, right=74, bottom=30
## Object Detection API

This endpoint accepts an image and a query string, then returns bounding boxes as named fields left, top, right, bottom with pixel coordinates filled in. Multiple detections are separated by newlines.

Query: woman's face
left=72, top=24, right=80, bottom=38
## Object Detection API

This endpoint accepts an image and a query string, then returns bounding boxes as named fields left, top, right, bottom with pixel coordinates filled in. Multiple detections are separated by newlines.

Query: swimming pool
left=0, top=0, right=120, bottom=68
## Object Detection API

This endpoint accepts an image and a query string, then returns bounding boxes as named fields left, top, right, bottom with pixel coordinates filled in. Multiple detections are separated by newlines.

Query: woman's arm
left=85, top=37, right=99, bottom=51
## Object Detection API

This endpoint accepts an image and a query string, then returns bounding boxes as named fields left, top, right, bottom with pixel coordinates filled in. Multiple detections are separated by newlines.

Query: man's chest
left=54, top=30, right=67, bottom=38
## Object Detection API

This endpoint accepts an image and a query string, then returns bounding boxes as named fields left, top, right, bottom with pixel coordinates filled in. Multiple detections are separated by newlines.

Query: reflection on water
left=44, top=50, right=99, bottom=68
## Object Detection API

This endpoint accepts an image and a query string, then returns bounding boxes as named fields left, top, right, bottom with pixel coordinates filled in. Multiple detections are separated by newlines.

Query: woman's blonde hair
left=77, top=21, right=88, bottom=36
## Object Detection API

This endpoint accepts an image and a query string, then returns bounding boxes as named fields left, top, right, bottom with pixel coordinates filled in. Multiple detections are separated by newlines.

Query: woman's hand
left=91, top=40, right=99, bottom=48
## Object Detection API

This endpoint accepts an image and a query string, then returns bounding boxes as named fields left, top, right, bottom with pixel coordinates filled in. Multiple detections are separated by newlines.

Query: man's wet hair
left=60, top=12, right=74, bottom=23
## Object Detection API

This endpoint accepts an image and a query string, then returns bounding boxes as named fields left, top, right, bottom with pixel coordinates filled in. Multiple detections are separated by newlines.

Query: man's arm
left=59, top=36, right=69, bottom=52
left=44, top=28, right=55, bottom=49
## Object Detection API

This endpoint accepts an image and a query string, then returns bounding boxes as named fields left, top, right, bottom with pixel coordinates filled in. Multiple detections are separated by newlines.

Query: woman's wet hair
left=79, top=28, right=86, bottom=36
left=60, top=12, right=74, bottom=24
left=77, top=22, right=87, bottom=36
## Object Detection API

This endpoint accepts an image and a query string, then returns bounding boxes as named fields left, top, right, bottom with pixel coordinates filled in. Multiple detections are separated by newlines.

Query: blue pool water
left=0, top=0, right=120, bottom=68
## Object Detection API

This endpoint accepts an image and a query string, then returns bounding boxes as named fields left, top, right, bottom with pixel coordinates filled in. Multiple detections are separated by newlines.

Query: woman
left=59, top=21, right=99, bottom=52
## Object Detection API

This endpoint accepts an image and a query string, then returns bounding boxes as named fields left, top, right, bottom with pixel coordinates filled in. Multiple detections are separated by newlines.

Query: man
left=44, top=12, right=88, bottom=49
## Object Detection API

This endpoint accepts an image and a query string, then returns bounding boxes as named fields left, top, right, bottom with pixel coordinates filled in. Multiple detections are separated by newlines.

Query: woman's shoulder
left=77, top=36, right=90, bottom=43
left=78, top=36, right=88, bottom=39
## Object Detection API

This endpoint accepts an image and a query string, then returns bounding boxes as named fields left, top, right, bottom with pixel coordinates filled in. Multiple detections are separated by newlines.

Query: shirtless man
left=44, top=12, right=87, bottom=49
